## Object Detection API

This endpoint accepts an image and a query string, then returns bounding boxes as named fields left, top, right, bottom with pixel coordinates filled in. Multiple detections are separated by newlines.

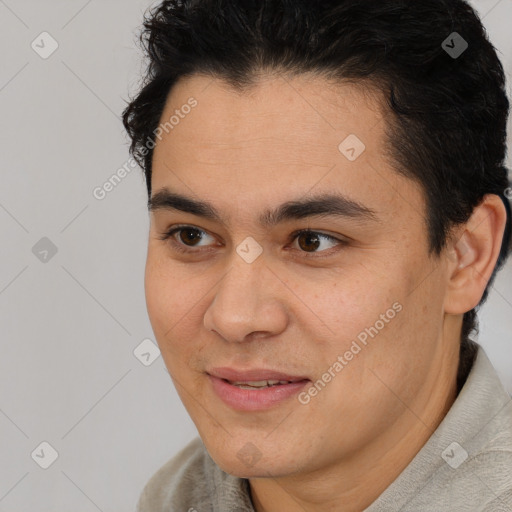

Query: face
left=145, top=73, right=453, bottom=478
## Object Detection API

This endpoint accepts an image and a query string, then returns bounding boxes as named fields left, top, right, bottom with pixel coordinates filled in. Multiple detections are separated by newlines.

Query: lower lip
left=208, top=375, right=309, bottom=411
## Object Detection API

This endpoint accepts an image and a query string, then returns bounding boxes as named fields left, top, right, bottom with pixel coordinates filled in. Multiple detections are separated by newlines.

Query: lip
left=208, top=367, right=309, bottom=382
left=207, top=367, right=310, bottom=411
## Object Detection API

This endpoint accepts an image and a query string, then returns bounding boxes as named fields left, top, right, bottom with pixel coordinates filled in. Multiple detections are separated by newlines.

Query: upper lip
left=208, top=367, right=310, bottom=383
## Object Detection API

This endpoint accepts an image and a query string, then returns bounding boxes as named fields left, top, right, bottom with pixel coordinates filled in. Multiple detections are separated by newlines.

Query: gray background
left=0, top=0, right=511, bottom=510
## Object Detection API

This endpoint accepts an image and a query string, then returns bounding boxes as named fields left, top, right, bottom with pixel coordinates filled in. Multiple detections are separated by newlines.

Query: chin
left=215, top=457, right=282, bottom=479
left=204, top=439, right=299, bottom=479
left=206, top=441, right=264, bottom=475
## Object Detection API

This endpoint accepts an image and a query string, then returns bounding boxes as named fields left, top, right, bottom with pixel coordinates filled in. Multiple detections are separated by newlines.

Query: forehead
left=154, top=72, right=384, bottom=157
left=150, top=73, right=424, bottom=229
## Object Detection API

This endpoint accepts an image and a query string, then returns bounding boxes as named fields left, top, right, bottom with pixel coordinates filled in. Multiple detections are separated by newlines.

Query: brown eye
left=291, top=230, right=342, bottom=255
left=297, top=232, right=321, bottom=252
left=159, top=225, right=346, bottom=258
left=178, top=227, right=203, bottom=246
left=159, top=225, right=217, bottom=254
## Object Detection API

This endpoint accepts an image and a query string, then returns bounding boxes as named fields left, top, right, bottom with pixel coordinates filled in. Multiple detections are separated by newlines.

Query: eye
left=158, top=225, right=348, bottom=257
left=158, top=225, right=217, bottom=254
left=288, top=229, right=346, bottom=256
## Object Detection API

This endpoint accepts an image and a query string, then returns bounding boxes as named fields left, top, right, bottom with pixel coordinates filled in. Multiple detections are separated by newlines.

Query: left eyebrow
left=148, top=187, right=380, bottom=227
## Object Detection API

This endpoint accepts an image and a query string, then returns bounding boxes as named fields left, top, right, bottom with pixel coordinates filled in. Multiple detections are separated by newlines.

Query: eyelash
left=158, top=224, right=348, bottom=258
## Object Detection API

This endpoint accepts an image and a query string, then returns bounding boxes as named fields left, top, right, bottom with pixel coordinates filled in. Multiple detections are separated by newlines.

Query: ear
left=444, top=194, right=508, bottom=315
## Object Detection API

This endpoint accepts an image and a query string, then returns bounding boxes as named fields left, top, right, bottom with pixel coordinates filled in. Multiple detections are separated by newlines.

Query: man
left=123, top=0, right=512, bottom=510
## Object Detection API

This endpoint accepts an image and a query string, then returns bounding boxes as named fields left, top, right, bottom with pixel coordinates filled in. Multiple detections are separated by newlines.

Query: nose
left=203, top=254, right=289, bottom=344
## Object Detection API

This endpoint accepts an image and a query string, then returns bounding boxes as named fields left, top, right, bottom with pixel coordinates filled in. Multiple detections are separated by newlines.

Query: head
left=123, top=0, right=511, bottom=480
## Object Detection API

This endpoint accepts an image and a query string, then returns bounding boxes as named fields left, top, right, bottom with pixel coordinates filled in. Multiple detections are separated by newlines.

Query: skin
left=145, top=72, right=507, bottom=511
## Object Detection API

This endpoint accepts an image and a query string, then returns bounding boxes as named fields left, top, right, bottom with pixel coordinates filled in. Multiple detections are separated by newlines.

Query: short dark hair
left=122, top=0, right=511, bottom=368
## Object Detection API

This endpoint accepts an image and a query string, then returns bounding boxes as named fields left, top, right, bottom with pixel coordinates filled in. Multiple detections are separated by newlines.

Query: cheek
left=145, top=256, right=174, bottom=332
left=144, top=253, right=205, bottom=357
left=297, top=261, right=425, bottom=392
left=300, top=270, right=403, bottom=349
left=342, top=268, right=448, bottom=412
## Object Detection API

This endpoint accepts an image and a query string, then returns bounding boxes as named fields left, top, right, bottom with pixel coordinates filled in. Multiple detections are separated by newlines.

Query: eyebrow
left=148, top=187, right=379, bottom=226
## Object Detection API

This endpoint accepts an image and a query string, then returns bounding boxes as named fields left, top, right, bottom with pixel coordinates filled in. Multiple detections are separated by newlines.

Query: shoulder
left=367, top=345, right=512, bottom=511
left=440, top=347, right=512, bottom=508
left=136, top=437, right=255, bottom=512
left=430, top=347, right=512, bottom=510
left=136, top=437, right=214, bottom=512
left=482, top=488, right=512, bottom=511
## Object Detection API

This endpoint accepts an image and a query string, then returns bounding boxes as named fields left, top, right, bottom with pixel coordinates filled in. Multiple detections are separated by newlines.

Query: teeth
left=230, top=379, right=292, bottom=388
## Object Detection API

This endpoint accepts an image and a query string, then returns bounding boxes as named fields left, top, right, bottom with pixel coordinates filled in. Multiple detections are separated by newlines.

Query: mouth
left=227, top=379, right=300, bottom=389
left=207, top=367, right=310, bottom=411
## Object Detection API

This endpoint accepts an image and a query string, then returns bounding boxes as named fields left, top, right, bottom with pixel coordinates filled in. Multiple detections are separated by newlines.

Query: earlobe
left=444, top=194, right=508, bottom=315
